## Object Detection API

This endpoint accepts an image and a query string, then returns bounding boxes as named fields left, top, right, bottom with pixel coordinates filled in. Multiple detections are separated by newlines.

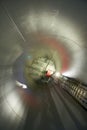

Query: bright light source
left=16, top=81, right=27, bottom=89
left=22, top=84, right=27, bottom=89
left=55, top=72, right=60, bottom=77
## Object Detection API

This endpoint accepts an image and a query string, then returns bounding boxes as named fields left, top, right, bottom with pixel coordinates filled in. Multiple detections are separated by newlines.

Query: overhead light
left=16, top=81, right=27, bottom=89
left=22, top=84, right=27, bottom=89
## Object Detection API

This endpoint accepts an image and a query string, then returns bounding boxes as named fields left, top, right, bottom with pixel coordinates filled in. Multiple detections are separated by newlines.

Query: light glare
left=16, top=81, right=27, bottom=89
